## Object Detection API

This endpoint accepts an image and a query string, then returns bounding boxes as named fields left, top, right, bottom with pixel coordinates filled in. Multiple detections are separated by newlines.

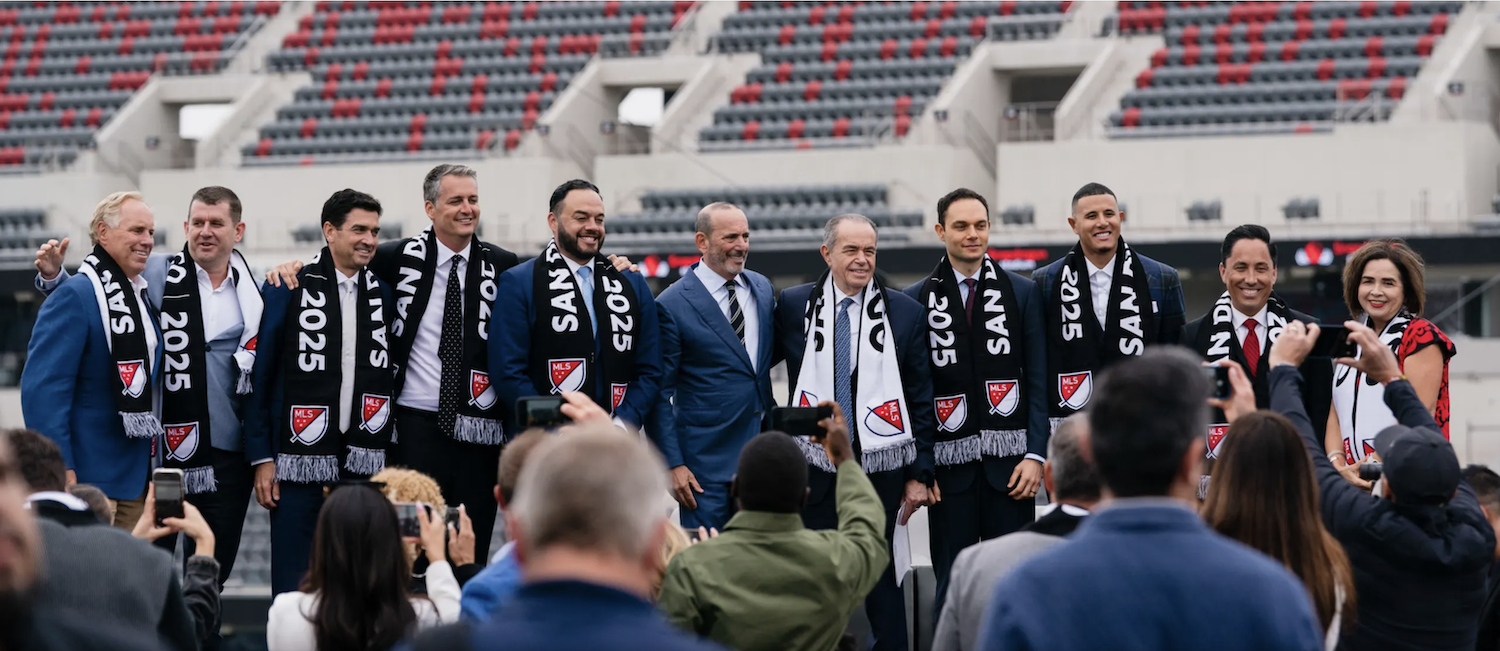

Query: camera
left=772, top=405, right=834, bottom=440
left=1358, top=462, right=1383, bottom=482
left=517, top=396, right=569, bottom=428
left=1203, top=365, right=1230, bottom=400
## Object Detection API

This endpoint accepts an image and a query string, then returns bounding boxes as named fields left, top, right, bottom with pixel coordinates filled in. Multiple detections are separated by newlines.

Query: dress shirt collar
left=951, top=264, right=981, bottom=286
left=194, top=261, right=236, bottom=290
left=835, top=282, right=867, bottom=305
left=128, top=271, right=149, bottom=293
left=437, top=238, right=471, bottom=268
left=559, top=248, right=595, bottom=276
left=1232, top=302, right=1269, bottom=330
left=693, top=261, right=739, bottom=292
left=26, top=491, right=90, bottom=511
left=1084, top=254, right=1114, bottom=280
left=723, top=510, right=805, bottom=533
left=1035, top=502, right=1092, bottom=518
left=334, top=268, right=357, bottom=288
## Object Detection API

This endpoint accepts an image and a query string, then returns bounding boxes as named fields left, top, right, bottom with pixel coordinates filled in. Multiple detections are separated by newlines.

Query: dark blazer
left=21, top=272, right=163, bottom=500
left=453, top=580, right=728, bottom=651
left=979, top=503, right=1324, bottom=651
left=1273, top=366, right=1495, bottom=651
left=1021, top=506, right=1087, bottom=537
left=773, top=282, right=935, bottom=508
left=1031, top=251, right=1187, bottom=346
left=902, top=268, right=1050, bottom=497
left=1180, top=305, right=1332, bottom=436
left=487, top=257, right=662, bottom=430
left=646, top=264, right=776, bottom=482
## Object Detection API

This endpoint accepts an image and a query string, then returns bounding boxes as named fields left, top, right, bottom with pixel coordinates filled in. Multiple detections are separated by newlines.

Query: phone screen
left=1308, top=325, right=1356, bottom=359
left=152, top=469, right=185, bottom=525
left=394, top=501, right=422, bottom=538
left=771, top=406, right=834, bottom=440
left=519, top=396, right=569, bottom=428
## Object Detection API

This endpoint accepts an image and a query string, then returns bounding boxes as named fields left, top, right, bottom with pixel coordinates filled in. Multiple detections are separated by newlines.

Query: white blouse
left=266, top=560, right=462, bottom=651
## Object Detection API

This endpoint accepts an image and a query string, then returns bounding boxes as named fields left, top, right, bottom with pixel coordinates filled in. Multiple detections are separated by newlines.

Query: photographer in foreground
left=1269, top=320, right=1493, bottom=651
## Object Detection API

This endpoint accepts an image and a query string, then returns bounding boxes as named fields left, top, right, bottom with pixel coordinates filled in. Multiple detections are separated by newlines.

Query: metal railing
left=999, top=102, right=1059, bottom=143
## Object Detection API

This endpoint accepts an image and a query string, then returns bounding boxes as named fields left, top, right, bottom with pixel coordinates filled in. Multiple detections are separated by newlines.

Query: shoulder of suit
left=884, top=286, right=922, bottom=311
left=1033, top=257, right=1065, bottom=280
left=781, top=282, right=814, bottom=302
left=1136, top=253, right=1179, bottom=278
left=1006, top=269, right=1038, bottom=290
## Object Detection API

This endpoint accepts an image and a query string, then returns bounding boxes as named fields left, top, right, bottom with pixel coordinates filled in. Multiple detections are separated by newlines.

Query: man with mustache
left=1032, top=183, right=1185, bottom=427
left=647, top=202, right=775, bottom=531
left=245, top=189, right=396, bottom=595
left=489, top=179, right=661, bottom=432
left=33, top=188, right=265, bottom=595
left=22, top=192, right=163, bottom=532
left=775, top=213, right=936, bottom=651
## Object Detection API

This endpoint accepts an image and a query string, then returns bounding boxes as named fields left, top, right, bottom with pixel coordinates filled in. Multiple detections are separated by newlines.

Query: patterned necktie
left=1242, top=317, right=1260, bottom=378
left=577, top=265, right=597, bottom=334
left=962, top=277, right=977, bottom=324
left=437, top=255, right=465, bottom=435
left=834, top=297, right=855, bottom=439
left=725, top=279, right=745, bottom=347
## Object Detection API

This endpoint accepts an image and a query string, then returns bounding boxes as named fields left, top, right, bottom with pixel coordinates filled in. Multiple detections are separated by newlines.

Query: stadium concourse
left=2, top=1, right=1500, bottom=649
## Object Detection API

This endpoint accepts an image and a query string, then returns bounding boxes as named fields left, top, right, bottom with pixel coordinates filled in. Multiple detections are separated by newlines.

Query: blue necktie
left=577, top=265, right=597, bottom=334
left=834, top=297, right=855, bottom=440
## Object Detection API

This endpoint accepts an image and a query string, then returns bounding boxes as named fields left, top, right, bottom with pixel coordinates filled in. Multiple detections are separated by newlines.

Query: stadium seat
left=609, top=183, right=920, bottom=249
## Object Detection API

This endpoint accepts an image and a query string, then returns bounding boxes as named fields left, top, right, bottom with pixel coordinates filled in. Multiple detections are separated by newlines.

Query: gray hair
left=423, top=164, right=478, bottom=205
left=1048, top=413, right=1102, bottom=503
left=510, top=422, right=670, bottom=560
left=694, top=202, right=742, bottom=237
left=89, top=191, right=151, bottom=245
left=822, top=213, right=877, bottom=249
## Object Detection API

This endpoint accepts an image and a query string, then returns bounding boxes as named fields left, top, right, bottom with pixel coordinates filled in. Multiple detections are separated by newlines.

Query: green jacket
left=657, top=459, right=888, bottom=651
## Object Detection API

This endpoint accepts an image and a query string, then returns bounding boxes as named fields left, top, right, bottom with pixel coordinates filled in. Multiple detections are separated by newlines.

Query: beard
left=557, top=226, right=603, bottom=261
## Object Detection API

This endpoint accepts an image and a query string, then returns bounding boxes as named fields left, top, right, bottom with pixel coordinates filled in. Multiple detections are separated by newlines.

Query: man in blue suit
left=775, top=213, right=935, bottom=651
left=977, top=348, right=1323, bottom=651
left=1031, top=182, right=1185, bottom=426
left=489, top=180, right=660, bottom=430
left=649, top=202, right=775, bottom=531
left=34, top=187, right=264, bottom=593
left=903, top=188, right=1049, bottom=621
left=22, top=191, right=163, bottom=532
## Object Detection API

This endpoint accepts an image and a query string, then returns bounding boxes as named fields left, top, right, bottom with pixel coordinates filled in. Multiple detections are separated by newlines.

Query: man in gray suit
left=932, top=414, right=1101, bottom=651
left=35, top=187, right=263, bottom=590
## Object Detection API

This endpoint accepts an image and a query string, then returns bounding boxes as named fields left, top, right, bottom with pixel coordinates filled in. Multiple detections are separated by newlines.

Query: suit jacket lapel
left=682, top=266, right=754, bottom=371
left=753, top=274, right=774, bottom=373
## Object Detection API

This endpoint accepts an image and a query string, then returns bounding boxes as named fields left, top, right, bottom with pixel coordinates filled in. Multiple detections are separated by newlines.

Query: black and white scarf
left=389, top=228, right=503, bottom=444
left=276, top=249, right=394, bottom=484
left=1332, top=310, right=1411, bottom=462
left=1194, top=291, right=1293, bottom=460
left=78, top=244, right=162, bottom=441
left=918, top=256, right=1027, bottom=466
left=790, top=271, right=915, bottom=474
left=159, top=245, right=263, bottom=494
left=529, top=240, right=639, bottom=414
left=1045, top=240, right=1157, bottom=424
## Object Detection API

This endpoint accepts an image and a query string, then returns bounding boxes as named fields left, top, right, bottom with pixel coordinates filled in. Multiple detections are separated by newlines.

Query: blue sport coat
left=646, top=264, right=776, bottom=482
left=979, top=502, right=1324, bottom=651
left=1031, top=250, right=1187, bottom=346
left=22, top=271, right=163, bottom=499
left=487, top=257, right=662, bottom=430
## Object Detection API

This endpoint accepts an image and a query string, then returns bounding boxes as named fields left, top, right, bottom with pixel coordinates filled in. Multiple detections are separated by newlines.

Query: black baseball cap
left=1372, top=424, right=1460, bottom=506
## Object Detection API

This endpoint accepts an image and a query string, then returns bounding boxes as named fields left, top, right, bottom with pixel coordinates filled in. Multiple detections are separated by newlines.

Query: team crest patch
left=164, top=422, right=200, bottom=462
left=549, top=358, right=586, bottom=394
left=470, top=371, right=496, bottom=409
left=244, top=335, right=257, bottom=352
left=1207, top=423, right=1228, bottom=458
left=118, top=359, right=146, bottom=398
left=863, top=399, right=906, bottom=437
left=290, top=406, right=329, bottom=445
left=797, top=390, right=818, bottom=407
left=1362, top=440, right=1376, bottom=459
left=361, top=394, right=391, bottom=432
left=1058, top=371, right=1092, bottom=411
left=611, top=383, right=628, bottom=411
left=986, top=379, right=1020, bottom=417
left=935, top=395, right=967, bottom=432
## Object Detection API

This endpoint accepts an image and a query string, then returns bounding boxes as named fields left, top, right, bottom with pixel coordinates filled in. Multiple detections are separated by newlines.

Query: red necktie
left=1242, top=317, right=1260, bottom=377
left=963, top=278, right=977, bottom=323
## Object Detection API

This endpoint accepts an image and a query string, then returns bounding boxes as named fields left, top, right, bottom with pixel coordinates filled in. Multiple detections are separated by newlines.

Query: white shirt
left=397, top=240, right=470, bottom=412
left=129, top=273, right=160, bottom=373
left=1084, top=255, right=1113, bottom=329
left=1232, top=304, right=1269, bottom=355
left=336, top=270, right=358, bottom=433
left=266, top=560, right=461, bottom=651
left=693, top=262, right=760, bottom=370
left=561, top=253, right=597, bottom=333
left=1035, top=502, right=1091, bottom=518
left=194, top=263, right=244, bottom=341
left=835, top=285, right=863, bottom=372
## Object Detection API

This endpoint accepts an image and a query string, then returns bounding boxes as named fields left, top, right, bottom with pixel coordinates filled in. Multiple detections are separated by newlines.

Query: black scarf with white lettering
left=529, top=240, right=639, bottom=415
left=158, top=244, right=215, bottom=494
left=78, top=244, right=162, bottom=441
left=918, top=255, right=1027, bottom=466
left=1192, top=291, right=1294, bottom=460
left=1046, top=240, right=1157, bottom=421
left=276, top=249, right=394, bottom=484
left=388, top=228, right=503, bottom=444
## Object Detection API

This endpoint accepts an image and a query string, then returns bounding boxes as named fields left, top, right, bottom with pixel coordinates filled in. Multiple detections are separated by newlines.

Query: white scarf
left=1331, top=311, right=1409, bottom=461
left=791, top=277, right=915, bottom=474
left=226, top=250, right=264, bottom=395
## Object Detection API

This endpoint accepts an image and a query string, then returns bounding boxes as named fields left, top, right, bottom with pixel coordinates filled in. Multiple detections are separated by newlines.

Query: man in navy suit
left=649, top=202, right=775, bottom=531
left=903, top=188, right=1049, bottom=621
left=489, top=180, right=661, bottom=431
left=22, top=191, right=163, bottom=532
left=775, top=214, right=935, bottom=651
left=978, top=348, right=1323, bottom=651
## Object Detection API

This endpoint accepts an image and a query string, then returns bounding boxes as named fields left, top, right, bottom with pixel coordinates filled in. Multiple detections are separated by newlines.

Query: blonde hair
left=89, top=191, right=149, bottom=245
left=653, top=525, right=691, bottom=601
left=370, top=467, right=447, bottom=566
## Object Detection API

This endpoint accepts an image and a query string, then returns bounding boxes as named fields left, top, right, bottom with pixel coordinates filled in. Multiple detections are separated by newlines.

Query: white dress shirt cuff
left=250, top=458, right=274, bottom=467
left=35, top=273, right=61, bottom=292
left=1024, top=453, right=1045, bottom=464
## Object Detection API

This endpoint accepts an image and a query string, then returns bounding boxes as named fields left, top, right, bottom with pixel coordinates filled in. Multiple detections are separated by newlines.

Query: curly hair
left=370, top=467, right=447, bottom=567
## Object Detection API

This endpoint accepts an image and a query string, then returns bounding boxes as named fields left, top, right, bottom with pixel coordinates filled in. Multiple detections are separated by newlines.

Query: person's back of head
left=303, top=483, right=418, bottom=651
left=733, top=432, right=809, bottom=514
left=2, top=428, right=65, bottom=493
left=498, top=429, right=550, bottom=508
left=1087, top=347, right=1209, bottom=500
left=1202, top=411, right=1355, bottom=633
left=1463, top=465, right=1500, bottom=561
left=1047, top=415, right=1102, bottom=507
left=509, top=422, right=670, bottom=597
left=66, top=484, right=112, bottom=526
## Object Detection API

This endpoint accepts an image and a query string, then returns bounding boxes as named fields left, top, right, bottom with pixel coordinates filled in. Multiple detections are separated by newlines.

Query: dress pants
left=930, top=455, right=1036, bottom=621
left=391, top=406, right=502, bottom=564
left=183, top=448, right=253, bottom=586
left=270, top=481, right=326, bottom=595
left=677, top=480, right=734, bottom=531
left=804, top=466, right=908, bottom=651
